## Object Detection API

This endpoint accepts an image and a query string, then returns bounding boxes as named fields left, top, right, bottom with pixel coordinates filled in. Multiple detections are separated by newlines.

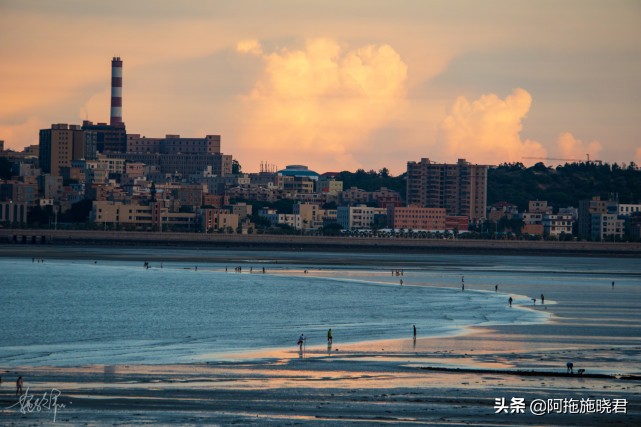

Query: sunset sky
left=1, top=0, right=640, bottom=174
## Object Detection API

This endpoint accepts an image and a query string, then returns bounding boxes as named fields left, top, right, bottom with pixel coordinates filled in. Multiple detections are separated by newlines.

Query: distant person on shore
left=612, top=281, right=615, bottom=288
left=262, top=267, right=265, bottom=273
left=509, top=296, right=513, bottom=307
left=16, top=376, right=23, bottom=396
left=400, top=279, right=403, bottom=286
left=327, top=329, right=332, bottom=345
left=413, top=324, right=417, bottom=339
left=297, top=334, right=305, bottom=351
left=531, top=298, right=536, bottom=305
left=567, top=362, right=574, bottom=374
left=541, top=294, right=545, bottom=304
left=495, top=284, right=498, bottom=292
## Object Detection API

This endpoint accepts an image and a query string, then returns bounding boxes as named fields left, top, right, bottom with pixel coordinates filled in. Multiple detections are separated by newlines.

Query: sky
left=1, top=0, right=640, bottom=174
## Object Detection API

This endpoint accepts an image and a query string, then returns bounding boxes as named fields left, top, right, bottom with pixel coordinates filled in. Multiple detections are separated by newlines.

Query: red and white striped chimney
left=110, top=57, right=123, bottom=126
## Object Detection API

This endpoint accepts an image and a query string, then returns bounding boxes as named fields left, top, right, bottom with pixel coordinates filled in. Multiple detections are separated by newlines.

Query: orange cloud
left=439, top=88, right=547, bottom=165
left=236, top=38, right=408, bottom=171
left=555, top=132, right=602, bottom=162
left=635, top=147, right=641, bottom=166
left=236, top=40, right=263, bottom=55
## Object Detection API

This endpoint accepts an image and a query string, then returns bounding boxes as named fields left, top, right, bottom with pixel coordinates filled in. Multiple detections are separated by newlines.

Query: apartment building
left=591, top=213, right=625, bottom=241
left=39, top=124, right=85, bottom=175
left=543, top=214, right=573, bottom=237
left=337, top=205, right=387, bottom=230
left=406, top=158, right=488, bottom=221
left=578, top=196, right=618, bottom=239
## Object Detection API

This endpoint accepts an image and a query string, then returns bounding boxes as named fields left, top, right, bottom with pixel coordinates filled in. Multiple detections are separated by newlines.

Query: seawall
left=1, top=229, right=640, bottom=257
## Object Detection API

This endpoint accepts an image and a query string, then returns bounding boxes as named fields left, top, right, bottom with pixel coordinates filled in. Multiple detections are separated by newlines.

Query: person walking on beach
left=612, top=281, right=615, bottom=288
left=400, top=279, right=403, bottom=286
left=327, top=328, right=333, bottom=345
left=567, top=362, right=574, bottom=374
left=297, top=334, right=305, bottom=352
left=16, top=376, right=23, bottom=396
left=413, top=324, right=417, bottom=339
left=541, top=294, right=545, bottom=304
left=508, top=296, right=513, bottom=307
left=495, top=284, right=498, bottom=292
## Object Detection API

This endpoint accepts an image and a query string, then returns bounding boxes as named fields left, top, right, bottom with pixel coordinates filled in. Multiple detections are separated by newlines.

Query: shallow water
left=1, top=250, right=639, bottom=366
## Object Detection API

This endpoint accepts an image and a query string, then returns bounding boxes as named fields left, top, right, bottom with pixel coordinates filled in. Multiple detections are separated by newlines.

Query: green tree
left=232, top=159, right=242, bottom=174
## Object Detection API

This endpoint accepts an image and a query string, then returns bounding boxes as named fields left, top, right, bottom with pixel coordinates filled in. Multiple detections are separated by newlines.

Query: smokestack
left=110, top=57, right=123, bottom=126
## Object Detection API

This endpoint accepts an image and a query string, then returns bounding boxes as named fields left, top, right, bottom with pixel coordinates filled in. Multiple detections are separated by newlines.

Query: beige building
left=406, top=158, right=488, bottom=221
left=92, top=200, right=196, bottom=230
left=293, top=203, right=337, bottom=229
left=528, top=200, right=552, bottom=214
left=39, top=124, right=85, bottom=176
left=387, top=206, right=446, bottom=230
left=317, top=178, right=343, bottom=195
left=276, top=175, right=315, bottom=194
left=199, top=208, right=239, bottom=232
left=340, top=187, right=369, bottom=205
left=543, top=214, right=573, bottom=237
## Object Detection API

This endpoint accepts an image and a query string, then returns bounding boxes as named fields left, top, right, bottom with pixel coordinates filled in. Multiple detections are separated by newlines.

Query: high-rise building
left=406, top=158, right=488, bottom=221
left=39, top=124, right=85, bottom=175
left=578, top=196, right=618, bottom=239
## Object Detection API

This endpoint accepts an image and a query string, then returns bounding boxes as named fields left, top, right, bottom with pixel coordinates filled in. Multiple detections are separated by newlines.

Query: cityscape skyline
left=1, top=1, right=640, bottom=174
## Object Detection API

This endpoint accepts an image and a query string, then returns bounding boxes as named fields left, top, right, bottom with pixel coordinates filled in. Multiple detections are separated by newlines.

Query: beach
left=1, top=246, right=640, bottom=425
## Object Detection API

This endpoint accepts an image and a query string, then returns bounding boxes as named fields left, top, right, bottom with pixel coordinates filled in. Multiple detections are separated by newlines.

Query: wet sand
left=1, top=247, right=640, bottom=425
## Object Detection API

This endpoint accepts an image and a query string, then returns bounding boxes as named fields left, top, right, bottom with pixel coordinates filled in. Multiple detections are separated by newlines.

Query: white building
left=543, top=214, right=573, bottom=237
left=337, top=205, right=387, bottom=230
left=618, top=204, right=641, bottom=216
left=520, top=212, right=543, bottom=225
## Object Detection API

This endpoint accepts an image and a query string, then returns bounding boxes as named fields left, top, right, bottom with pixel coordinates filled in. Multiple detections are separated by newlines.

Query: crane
left=522, top=154, right=602, bottom=165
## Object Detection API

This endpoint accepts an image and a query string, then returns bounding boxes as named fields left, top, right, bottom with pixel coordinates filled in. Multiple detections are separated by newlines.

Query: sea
left=1, top=248, right=639, bottom=366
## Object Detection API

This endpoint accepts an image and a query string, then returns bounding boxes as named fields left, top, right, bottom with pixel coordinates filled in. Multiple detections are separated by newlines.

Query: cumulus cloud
left=236, top=38, right=408, bottom=171
left=555, top=132, right=602, bottom=162
left=438, top=88, right=546, bottom=165
left=236, top=39, right=263, bottom=55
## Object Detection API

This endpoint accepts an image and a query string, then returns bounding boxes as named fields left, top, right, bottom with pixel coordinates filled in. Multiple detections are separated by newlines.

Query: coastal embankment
left=1, top=228, right=640, bottom=256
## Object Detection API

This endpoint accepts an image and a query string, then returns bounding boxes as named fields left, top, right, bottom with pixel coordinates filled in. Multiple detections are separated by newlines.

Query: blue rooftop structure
left=277, top=165, right=320, bottom=180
